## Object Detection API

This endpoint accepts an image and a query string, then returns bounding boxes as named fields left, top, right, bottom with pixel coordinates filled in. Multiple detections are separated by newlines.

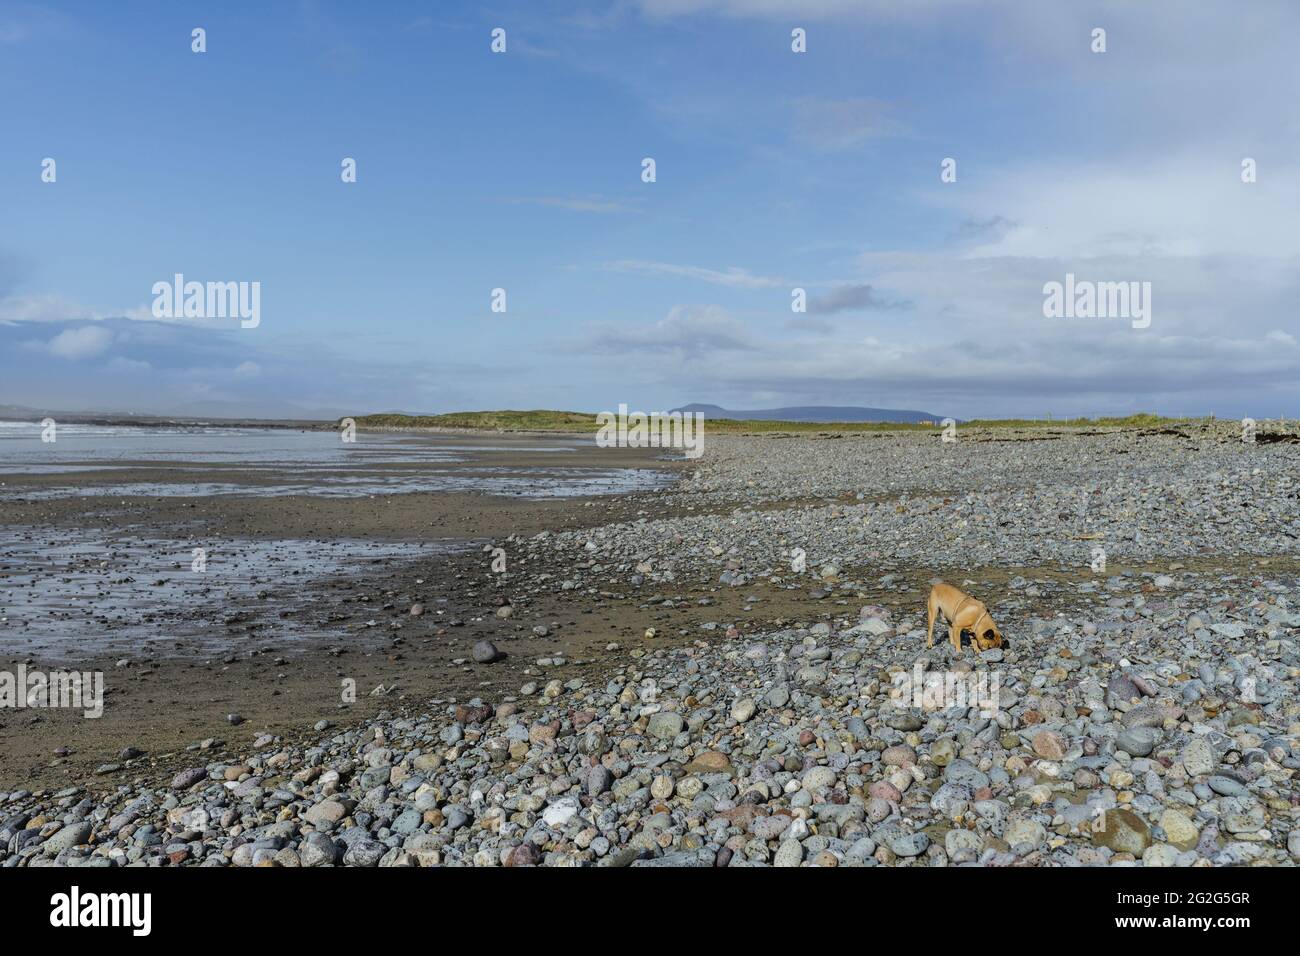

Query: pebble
left=1182, top=738, right=1216, bottom=777
left=646, top=712, right=685, bottom=741
left=773, top=838, right=804, bottom=867
left=472, top=640, right=501, bottom=664
left=1159, top=809, right=1199, bottom=851
left=1093, top=809, right=1152, bottom=855
left=1117, top=727, right=1159, bottom=757
left=731, top=698, right=756, bottom=723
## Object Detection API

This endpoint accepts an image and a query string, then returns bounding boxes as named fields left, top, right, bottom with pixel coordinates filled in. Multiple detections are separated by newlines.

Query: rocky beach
left=2, top=420, right=1299, bottom=868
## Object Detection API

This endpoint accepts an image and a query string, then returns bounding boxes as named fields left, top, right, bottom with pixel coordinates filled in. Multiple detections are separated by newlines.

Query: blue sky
left=2, top=0, right=1298, bottom=419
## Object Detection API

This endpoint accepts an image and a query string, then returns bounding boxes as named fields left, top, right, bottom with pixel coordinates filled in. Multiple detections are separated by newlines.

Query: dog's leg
left=927, top=594, right=936, bottom=648
left=950, top=622, right=962, bottom=653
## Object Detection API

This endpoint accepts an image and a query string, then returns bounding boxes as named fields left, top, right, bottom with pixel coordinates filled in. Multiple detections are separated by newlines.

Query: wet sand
left=0, top=431, right=686, bottom=788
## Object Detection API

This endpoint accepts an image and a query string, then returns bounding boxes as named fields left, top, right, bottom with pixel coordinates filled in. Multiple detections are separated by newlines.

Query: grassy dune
left=354, top=410, right=595, bottom=431
left=350, top=410, right=1208, bottom=434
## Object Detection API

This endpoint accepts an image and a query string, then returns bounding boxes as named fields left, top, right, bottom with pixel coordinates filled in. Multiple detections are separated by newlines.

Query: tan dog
left=927, top=582, right=1003, bottom=653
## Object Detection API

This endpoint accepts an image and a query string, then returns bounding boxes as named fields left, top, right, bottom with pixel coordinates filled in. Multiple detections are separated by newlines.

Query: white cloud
left=0, top=294, right=106, bottom=323
left=788, top=97, right=901, bottom=151
left=563, top=271, right=1300, bottom=417
left=580, top=304, right=757, bottom=354
left=0, top=293, right=175, bottom=326
left=44, top=325, right=114, bottom=360
left=944, top=157, right=1300, bottom=262
left=600, top=259, right=785, bottom=289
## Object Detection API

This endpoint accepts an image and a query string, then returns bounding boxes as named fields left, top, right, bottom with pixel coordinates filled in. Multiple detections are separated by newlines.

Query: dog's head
left=974, top=620, right=1003, bottom=651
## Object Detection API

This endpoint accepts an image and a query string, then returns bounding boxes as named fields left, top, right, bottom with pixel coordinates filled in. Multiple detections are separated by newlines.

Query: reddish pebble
left=505, top=842, right=541, bottom=867
left=869, top=781, right=902, bottom=801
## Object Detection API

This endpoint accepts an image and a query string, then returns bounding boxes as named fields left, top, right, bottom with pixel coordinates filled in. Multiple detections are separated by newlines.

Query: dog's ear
left=984, top=628, right=1000, bottom=647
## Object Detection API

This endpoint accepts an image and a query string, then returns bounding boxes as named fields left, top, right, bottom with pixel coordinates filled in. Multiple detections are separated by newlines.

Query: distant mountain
left=671, top=403, right=948, bottom=424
